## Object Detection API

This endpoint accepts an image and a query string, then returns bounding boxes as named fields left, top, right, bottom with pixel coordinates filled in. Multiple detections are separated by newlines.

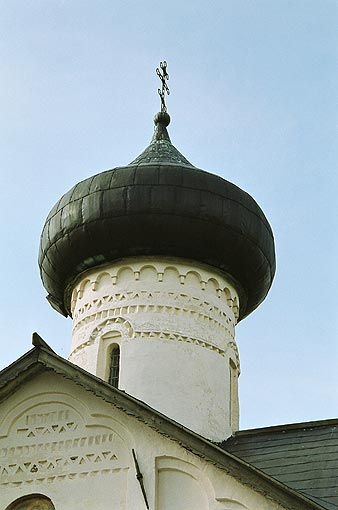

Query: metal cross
left=156, top=60, right=170, bottom=112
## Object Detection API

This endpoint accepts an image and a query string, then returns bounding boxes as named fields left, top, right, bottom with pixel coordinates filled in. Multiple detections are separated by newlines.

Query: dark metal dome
left=39, top=112, right=275, bottom=320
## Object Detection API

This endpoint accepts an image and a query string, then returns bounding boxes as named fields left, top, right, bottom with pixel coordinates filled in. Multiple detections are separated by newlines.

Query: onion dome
left=39, top=110, right=275, bottom=321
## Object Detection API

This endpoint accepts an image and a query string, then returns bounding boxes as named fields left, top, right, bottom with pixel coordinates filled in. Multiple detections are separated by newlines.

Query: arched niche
left=206, top=277, right=219, bottom=295
left=96, top=329, right=122, bottom=381
left=156, top=457, right=213, bottom=510
left=185, top=270, right=202, bottom=288
left=139, top=265, right=158, bottom=281
left=162, top=266, right=180, bottom=285
left=78, top=278, right=91, bottom=298
left=116, top=266, right=134, bottom=285
left=95, top=271, right=112, bottom=291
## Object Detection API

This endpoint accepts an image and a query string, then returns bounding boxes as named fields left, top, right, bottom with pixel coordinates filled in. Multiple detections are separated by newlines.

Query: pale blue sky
left=0, top=0, right=337, bottom=430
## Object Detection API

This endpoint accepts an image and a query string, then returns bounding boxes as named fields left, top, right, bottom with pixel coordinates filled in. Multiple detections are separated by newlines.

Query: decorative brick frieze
left=68, top=257, right=240, bottom=441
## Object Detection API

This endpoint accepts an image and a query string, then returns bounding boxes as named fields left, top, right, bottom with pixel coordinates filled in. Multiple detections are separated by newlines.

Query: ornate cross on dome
left=156, top=60, right=170, bottom=112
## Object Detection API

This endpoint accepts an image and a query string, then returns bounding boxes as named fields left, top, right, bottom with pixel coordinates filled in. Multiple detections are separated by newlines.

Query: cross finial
left=156, top=61, right=170, bottom=113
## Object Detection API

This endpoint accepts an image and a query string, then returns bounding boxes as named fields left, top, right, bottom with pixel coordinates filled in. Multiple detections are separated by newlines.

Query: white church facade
left=1, top=335, right=304, bottom=510
left=1, top=64, right=336, bottom=510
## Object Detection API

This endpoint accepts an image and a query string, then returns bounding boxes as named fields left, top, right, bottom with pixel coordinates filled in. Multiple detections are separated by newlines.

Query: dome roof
left=39, top=111, right=275, bottom=320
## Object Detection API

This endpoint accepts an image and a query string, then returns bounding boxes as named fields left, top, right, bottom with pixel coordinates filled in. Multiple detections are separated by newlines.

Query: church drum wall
left=69, top=257, right=241, bottom=441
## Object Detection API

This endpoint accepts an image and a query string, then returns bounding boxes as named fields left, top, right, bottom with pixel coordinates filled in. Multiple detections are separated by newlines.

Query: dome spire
left=128, top=60, right=193, bottom=166
left=152, top=60, right=172, bottom=143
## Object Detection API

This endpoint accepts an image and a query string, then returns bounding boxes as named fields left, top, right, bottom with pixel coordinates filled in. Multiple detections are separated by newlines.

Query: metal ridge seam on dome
left=40, top=205, right=274, bottom=268
left=41, top=176, right=274, bottom=235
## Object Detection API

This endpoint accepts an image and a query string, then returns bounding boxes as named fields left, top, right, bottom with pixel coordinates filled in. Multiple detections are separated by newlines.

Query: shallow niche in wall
left=6, top=494, right=55, bottom=510
left=139, top=265, right=158, bottom=282
left=156, top=457, right=212, bottom=510
left=116, top=266, right=135, bottom=284
left=162, top=266, right=180, bottom=284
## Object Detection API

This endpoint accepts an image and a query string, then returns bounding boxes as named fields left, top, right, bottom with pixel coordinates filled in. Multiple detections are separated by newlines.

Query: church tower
left=38, top=62, right=275, bottom=442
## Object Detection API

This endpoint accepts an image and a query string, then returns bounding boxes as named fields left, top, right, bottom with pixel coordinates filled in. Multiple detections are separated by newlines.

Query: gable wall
left=0, top=371, right=287, bottom=510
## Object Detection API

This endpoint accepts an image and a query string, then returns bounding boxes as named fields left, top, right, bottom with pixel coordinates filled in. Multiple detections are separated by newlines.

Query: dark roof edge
left=32, top=331, right=56, bottom=352
left=0, top=346, right=327, bottom=510
left=233, top=417, right=338, bottom=437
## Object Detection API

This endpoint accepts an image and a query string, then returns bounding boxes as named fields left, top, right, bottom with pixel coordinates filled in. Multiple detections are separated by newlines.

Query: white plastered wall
left=1, top=371, right=288, bottom=510
left=69, top=257, right=240, bottom=441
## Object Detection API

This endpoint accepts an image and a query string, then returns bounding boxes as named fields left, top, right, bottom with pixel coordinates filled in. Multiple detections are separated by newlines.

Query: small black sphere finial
left=156, top=60, right=170, bottom=113
left=154, top=111, right=171, bottom=127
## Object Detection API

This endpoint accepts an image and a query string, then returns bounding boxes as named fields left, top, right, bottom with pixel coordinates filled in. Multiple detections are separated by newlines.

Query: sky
left=0, top=0, right=337, bottom=431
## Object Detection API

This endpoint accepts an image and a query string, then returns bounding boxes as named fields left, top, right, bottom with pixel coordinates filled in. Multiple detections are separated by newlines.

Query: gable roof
left=223, top=420, right=338, bottom=510
left=0, top=335, right=328, bottom=510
